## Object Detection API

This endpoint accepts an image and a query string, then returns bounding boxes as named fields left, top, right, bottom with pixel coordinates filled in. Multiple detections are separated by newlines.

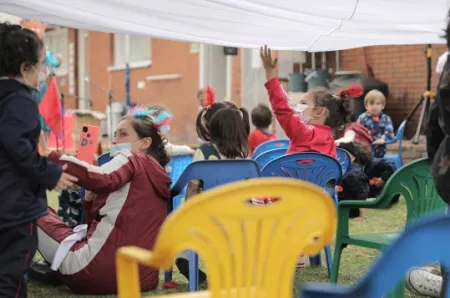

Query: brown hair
left=364, top=89, right=386, bottom=106
left=196, top=101, right=250, bottom=142
left=208, top=107, right=250, bottom=158
left=122, top=115, right=171, bottom=167
left=309, top=87, right=354, bottom=130
left=251, top=103, right=273, bottom=129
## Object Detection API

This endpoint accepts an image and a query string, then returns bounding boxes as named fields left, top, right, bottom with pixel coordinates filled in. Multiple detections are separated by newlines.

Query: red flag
left=39, top=77, right=63, bottom=138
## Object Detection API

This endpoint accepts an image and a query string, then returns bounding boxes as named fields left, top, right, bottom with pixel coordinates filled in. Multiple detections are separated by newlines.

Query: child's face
left=365, top=99, right=385, bottom=116
left=112, top=119, right=151, bottom=152
left=297, top=92, right=327, bottom=124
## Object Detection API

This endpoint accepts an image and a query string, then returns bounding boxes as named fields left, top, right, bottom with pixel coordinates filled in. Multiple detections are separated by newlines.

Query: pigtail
left=196, top=108, right=211, bottom=141
left=239, top=107, right=251, bottom=137
left=334, top=91, right=354, bottom=131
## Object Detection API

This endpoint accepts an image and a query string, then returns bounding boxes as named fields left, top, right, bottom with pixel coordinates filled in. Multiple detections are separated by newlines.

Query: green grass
left=29, top=193, right=420, bottom=297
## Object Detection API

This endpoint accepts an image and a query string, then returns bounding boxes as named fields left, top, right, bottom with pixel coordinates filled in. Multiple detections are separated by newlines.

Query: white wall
left=241, top=48, right=286, bottom=138
left=200, top=45, right=226, bottom=102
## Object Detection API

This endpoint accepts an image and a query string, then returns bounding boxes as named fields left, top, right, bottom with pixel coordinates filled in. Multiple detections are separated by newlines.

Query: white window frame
left=45, top=28, right=69, bottom=77
left=109, top=34, right=152, bottom=71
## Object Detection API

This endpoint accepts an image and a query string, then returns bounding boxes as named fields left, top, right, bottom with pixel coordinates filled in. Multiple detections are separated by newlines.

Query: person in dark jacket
left=337, top=142, right=396, bottom=219
left=0, top=22, right=77, bottom=298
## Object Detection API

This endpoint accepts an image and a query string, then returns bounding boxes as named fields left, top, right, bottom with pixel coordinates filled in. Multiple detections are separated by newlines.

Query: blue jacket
left=0, top=78, right=62, bottom=229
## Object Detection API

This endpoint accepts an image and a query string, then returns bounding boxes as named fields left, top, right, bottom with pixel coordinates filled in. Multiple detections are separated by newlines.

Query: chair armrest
left=338, top=197, right=384, bottom=209
left=117, top=246, right=155, bottom=267
left=116, top=246, right=157, bottom=297
left=301, top=283, right=352, bottom=298
left=383, top=137, right=398, bottom=145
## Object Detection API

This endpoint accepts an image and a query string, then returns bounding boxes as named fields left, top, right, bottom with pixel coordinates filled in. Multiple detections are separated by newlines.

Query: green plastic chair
left=330, top=158, right=448, bottom=297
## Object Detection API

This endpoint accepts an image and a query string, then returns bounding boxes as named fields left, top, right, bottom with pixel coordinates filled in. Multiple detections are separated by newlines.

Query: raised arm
left=48, top=151, right=135, bottom=194
left=260, top=45, right=309, bottom=140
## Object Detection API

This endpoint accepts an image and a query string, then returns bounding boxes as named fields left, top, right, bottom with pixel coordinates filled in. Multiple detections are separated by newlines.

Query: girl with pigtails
left=30, top=106, right=173, bottom=294
left=174, top=86, right=251, bottom=284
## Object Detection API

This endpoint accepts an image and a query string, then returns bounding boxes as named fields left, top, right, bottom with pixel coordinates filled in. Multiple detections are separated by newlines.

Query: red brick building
left=49, top=26, right=446, bottom=144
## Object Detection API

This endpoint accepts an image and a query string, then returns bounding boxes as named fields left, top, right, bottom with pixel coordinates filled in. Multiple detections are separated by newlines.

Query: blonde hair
left=364, top=89, right=386, bottom=106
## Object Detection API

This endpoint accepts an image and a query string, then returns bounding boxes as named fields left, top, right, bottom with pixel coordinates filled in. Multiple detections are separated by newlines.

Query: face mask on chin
left=22, top=66, right=48, bottom=91
left=293, top=104, right=311, bottom=124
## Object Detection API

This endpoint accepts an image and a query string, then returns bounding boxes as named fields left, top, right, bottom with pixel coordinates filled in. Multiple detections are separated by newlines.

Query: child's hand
left=374, top=177, right=385, bottom=188
left=84, top=190, right=96, bottom=202
left=260, top=45, right=277, bottom=81
left=373, top=138, right=385, bottom=145
left=54, top=164, right=78, bottom=192
left=189, top=149, right=196, bottom=156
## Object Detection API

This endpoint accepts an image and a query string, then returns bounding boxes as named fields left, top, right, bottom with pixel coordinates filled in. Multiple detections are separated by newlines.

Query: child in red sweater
left=260, top=45, right=353, bottom=159
left=249, top=103, right=278, bottom=156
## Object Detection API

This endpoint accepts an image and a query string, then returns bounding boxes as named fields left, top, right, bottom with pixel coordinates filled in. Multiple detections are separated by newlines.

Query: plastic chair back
left=302, top=214, right=450, bottom=298
left=170, top=159, right=262, bottom=200
left=253, top=148, right=287, bottom=169
left=376, top=157, right=447, bottom=226
left=336, top=148, right=351, bottom=176
left=384, top=120, right=407, bottom=169
left=98, top=152, right=111, bottom=166
left=117, top=178, right=337, bottom=298
left=252, top=138, right=289, bottom=159
left=261, top=152, right=342, bottom=200
left=165, top=155, right=193, bottom=210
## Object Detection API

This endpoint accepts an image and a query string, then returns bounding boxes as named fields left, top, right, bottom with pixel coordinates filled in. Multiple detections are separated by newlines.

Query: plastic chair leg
left=309, top=254, right=322, bottom=266
left=330, top=240, right=344, bottom=283
left=164, top=270, right=172, bottom=283
left=324, top=245, right=333, bottom=278
left=188, top=250, right=199, bottom=291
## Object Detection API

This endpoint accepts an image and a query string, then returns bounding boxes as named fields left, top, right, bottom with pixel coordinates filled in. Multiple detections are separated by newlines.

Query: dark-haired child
left=249, top=103, right=278, bottom=156
left=175, top=100, right=250, bottom=284
left=358, top=90, right=394, bottom=158
left=337, top=142, right=396, bottom=219
left=260, top=45, right=353, bottom=159
left=335, top=112, right=373, bottom=152
left=0, top=22, right=77, bottom=297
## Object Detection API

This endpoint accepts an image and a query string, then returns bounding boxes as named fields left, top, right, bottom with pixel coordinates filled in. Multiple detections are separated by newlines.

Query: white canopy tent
left=1, top=0, right=449, bottom=51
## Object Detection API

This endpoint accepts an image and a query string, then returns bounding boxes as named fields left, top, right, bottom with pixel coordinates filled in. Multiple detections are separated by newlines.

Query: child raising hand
left=260, top=45, right=353, bottom=158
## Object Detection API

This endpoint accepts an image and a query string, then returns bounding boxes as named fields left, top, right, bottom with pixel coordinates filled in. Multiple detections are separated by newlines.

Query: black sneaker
left=28, top=260, right=62, bottom=286
left=175, top=258, right=207, bottom=284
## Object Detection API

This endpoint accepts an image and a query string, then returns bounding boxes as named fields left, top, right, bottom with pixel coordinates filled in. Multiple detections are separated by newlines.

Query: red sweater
left=264, top=78, right=336, bottom=158
left=249, top=129, right=278, bottom=156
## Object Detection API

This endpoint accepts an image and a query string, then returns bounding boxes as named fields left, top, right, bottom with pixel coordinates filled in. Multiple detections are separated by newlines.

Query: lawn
left=29, top=192, right=421, bottom=297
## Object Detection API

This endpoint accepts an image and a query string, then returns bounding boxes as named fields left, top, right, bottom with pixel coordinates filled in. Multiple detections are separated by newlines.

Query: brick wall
left=333, top=45, right=447, bottom=138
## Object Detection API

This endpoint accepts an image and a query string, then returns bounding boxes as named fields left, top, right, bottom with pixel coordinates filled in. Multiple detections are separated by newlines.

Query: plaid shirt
left=357, top=112, right=394, bottom=141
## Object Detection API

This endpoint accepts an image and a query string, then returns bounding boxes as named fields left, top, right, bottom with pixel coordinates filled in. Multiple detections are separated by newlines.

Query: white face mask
left=23, top=66, right=47, bottom=91
left=293, top=104, right=311, bottom=124
left=110, top=139, right=148, bottom=157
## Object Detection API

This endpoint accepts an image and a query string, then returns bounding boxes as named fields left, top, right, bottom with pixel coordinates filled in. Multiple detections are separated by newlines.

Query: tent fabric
left=1, top=0, right=449, bottom=51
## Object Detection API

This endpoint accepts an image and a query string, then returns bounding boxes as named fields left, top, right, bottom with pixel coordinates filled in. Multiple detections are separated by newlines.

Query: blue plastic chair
left=165, top=155, right=193, bottom=210
left=301, top=213, right=450, bottom=298
left=336, top=148, right=351, bottom=176
left=253, top=147, right=287, bottom=169
left=382, top=120, right=406, bottom=170
left=252, top=138, right=289, bottom=159
left=261, top=152, right=342, bottom=276
left=169, top=159, right=262, bottom=291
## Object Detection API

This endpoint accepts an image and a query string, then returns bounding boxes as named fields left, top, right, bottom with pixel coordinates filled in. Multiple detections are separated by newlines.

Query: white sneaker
left=406, top=267, right=442, bottom=297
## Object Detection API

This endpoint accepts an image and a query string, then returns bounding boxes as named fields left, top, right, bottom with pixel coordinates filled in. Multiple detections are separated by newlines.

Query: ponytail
left=239, top=107, right=251, bottom=137
left=195, top=101, right=236, bottom=142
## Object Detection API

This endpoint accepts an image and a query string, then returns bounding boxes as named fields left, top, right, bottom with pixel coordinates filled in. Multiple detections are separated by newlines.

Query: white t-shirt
left=436, top=51, right=449, bottom=74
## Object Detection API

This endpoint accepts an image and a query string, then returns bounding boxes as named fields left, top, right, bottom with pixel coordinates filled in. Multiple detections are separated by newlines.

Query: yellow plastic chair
left=116, top=177, right=337, bottom=298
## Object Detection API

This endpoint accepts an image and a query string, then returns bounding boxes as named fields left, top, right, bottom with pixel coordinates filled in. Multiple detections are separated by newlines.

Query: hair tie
left=128, top=105, right=173, bottom=134
left=337, top=84, right=363, bottom=97
left=204, top=85, right=216, bottom=109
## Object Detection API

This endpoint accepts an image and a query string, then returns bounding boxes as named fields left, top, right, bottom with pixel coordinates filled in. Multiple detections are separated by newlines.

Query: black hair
left=125, top=115, right=171, bottom=167
left=251, top=103, right=273, bottom=129
left=196, top=101, right=249, bottom=142
left=444, top=10, right=450, bottom=49
left=309, top=87, right=354, bottom=130
left=0, top=22, right=44, bottom=77
left=208, top=107, right=250, bottom=158
left=338, top=142, right=372, bottom=166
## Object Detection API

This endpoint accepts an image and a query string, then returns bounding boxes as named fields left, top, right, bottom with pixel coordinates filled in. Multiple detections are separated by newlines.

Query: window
left=45, top=28, right=68, bottom=76
left=112, top=34, right=151, bottom=70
